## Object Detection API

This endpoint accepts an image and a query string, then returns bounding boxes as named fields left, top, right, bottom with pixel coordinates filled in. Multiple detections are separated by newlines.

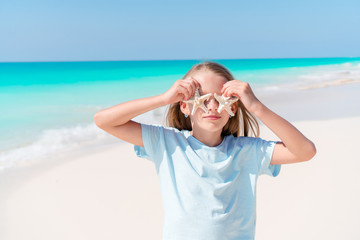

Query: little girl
left=94, top=61, right=316, bottom=240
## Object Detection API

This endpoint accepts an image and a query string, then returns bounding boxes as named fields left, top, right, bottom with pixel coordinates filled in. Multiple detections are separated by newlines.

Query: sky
left=0, top=0, right=359, bottom=62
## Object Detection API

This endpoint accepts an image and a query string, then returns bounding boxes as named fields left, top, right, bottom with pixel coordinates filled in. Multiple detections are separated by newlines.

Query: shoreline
left=1, top=81, right=360, bottom=173
left=1, top=77, right=359, bottom=170
left=297, top=78, right=360, bottom=90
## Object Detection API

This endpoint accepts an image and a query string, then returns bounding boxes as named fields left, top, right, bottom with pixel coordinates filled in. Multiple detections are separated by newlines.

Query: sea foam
left=0, top=108, right=166, bottom=171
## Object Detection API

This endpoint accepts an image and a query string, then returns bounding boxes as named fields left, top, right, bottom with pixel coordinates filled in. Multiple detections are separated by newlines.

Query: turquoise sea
left=1, top=57, right=360, bottom=170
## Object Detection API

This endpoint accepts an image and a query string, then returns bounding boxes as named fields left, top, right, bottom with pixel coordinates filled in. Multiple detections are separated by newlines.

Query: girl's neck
left=190, top=129, right=223, bottom=147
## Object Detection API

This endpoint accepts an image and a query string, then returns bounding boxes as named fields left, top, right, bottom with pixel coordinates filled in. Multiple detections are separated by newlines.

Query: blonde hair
left=166, top=61, right=259, bottom=137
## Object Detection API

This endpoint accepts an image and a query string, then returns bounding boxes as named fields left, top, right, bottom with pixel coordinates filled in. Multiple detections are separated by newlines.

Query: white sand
left=1, top=83, right=360, bottom=240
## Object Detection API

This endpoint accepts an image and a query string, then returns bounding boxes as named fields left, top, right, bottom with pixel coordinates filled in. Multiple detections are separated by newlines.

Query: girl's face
left=180, top=70, right=238, bottom=135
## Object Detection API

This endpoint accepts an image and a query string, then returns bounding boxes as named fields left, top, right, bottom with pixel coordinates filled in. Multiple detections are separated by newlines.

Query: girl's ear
left=231, top=101, right=239, bottom=115
left=179, top=101, right=190, bottom=115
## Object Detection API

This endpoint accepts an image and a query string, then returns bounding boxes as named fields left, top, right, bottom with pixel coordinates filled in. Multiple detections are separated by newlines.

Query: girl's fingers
left=179, top=85, right=191, bottom=100
left=224, top=86, right=243, bottom=99
left=183, top=77, right=199, bottom=97
left=188, top=81, right=196, bottom=97
left=222, top=81, right=235, bottom=94
left=190, top=77, right=201, bottom=89
left=223, top=88, right=235, bottom=98
left=185, top=77, right=200, bottom=91
left=221, top=85, right=229, bottom=95
left=222, top=85, right=236, bottom=97
left=222, top=80, right=250, bottom=97
left=181, top=81, right=194, bottom=99
left=222, top=80, right=245, bottom=91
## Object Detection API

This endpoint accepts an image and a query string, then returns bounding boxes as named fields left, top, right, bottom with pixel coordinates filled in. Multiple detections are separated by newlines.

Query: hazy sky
left=1, top=0, right=359, bottom=62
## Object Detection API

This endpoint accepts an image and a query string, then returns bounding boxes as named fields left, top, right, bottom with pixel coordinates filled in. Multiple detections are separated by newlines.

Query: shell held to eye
left=183, top=89, right=238, bottom=116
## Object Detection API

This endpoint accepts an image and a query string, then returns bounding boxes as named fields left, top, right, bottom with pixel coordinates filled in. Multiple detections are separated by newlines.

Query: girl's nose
left=205, top=96, right=219, bottom=111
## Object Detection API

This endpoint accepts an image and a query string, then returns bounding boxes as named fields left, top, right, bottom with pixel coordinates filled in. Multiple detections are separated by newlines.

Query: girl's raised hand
left=221, top=80, right=262, bottom=114
left=161, top=77, right=201, bottom=105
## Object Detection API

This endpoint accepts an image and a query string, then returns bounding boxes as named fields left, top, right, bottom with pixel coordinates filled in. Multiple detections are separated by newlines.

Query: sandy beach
left=1, top=82, right=360, bottom=240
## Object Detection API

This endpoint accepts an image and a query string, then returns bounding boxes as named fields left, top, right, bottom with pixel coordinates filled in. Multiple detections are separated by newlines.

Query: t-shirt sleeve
left=255, top=138, right=281, bottom=177
left=133, top=123, right=162, bottom=163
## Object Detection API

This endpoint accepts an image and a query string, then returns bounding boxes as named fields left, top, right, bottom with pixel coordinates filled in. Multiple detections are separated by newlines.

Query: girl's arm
left=253, top=103, right=316, bottom=164
left=94, top=78, right=200, bottom=147
left=94, top=94, right=166, bottom=147
left=222, top=81, right=316, bottom=164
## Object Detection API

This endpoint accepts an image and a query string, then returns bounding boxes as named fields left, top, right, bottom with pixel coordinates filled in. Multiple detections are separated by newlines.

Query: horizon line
left=1, top=56, right=360, bottom=64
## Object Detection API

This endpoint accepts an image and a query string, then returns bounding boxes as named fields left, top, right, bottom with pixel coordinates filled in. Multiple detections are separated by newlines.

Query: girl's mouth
left=203, top=115, right=221, bottom=120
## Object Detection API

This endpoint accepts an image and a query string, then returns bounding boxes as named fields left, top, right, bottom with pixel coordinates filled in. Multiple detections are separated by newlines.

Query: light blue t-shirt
left=134, top=123, right=281, bottom=240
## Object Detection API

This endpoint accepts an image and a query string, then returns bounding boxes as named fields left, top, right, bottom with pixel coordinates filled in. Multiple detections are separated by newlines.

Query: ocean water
left=1, top=58, right=360, bottom=170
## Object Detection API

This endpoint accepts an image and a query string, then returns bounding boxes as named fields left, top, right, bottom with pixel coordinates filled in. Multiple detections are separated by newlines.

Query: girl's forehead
left=192, top=71, right=227, bottom=94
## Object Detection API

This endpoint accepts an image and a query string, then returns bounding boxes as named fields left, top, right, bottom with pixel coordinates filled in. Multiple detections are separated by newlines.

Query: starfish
left=214, top=94, right=239, bottom=117
left=183, top=89, right=211, bottom=115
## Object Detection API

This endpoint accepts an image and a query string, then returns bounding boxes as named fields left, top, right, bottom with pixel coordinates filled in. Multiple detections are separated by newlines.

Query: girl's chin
left=198, top=121, right=227, bottom=130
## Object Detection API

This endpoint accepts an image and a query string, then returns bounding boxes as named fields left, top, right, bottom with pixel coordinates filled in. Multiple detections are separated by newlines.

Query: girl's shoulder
left=140, top=122, right=185, bottom=135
